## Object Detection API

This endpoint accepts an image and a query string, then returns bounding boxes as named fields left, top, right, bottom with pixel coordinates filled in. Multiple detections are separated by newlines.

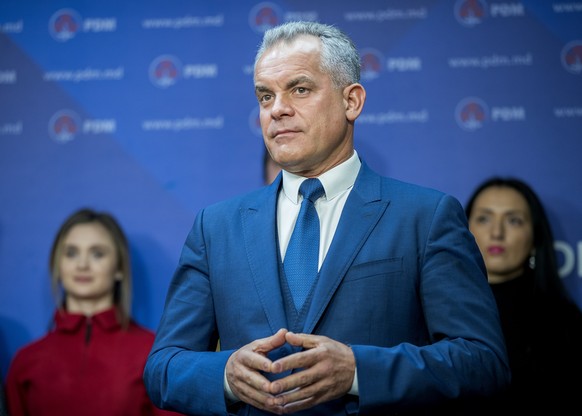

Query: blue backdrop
left=1, top=0, right=581, bottom=380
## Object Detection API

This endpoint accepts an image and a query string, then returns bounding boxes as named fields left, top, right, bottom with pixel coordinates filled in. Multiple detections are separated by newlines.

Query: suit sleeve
left=352, top=194, right=510, bottom=413
left=143, top=208, right=233, bottom=415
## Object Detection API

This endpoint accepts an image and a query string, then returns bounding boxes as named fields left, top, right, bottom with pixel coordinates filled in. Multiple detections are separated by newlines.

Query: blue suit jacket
left=144, top=162, right=510, bottom=415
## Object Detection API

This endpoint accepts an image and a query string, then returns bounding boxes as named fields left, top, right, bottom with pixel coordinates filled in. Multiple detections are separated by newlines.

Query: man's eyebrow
left=255, top=85, right=272, bottom=95
left=255, top=76, right=315, bottom=95
left=287, top=76, right=314, bottom=89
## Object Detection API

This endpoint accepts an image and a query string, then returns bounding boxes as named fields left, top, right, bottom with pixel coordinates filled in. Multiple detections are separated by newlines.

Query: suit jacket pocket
left=343, top=257, right=402, bottom=282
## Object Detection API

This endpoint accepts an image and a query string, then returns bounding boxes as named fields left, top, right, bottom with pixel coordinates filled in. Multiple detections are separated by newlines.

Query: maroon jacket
left=5, top=307, right=181, bottom=416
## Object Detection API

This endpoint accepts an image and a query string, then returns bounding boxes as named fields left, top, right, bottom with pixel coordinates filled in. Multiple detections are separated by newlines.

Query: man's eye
left=259, top=94, right=272, bottom=103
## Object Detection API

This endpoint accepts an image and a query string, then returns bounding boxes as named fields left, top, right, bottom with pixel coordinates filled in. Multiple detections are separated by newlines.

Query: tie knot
left=299, top=178, right=325, bottom=203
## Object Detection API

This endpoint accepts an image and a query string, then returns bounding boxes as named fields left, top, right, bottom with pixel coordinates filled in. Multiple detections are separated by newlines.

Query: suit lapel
left=303, top=164, right=390, bottom=334
left=240, top=178, right=289, bottom=334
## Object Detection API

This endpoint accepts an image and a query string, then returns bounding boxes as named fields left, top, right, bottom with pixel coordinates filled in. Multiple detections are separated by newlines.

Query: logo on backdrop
left=249, top=106, right=262, bottom=138
left=149, top=55, right=218, bottom=88
left=149, top=55, right=182, bottom=88
left=360, top=49, right=384, bottom=81
left=456, top=97, right=526, bottom=130
left=561, top=41, right=582, bottom=75
left=249, top=2, right=282, bottom=34
left=49, top=9, right=82, bottom=41
left=455, top=97, right=488, bottom=131
left=454, top=0, right=487, bottom=27
left=48, top=110, right=116, bottom=142
left=48, top=8, right=116, bottom=41
left=48, top=110, right=81, bottom=143
left=454, top=0, right=525, bottom=27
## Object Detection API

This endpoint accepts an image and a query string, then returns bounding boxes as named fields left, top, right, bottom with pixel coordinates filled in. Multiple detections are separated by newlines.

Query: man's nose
left=271, top=95, right=294, bottom=119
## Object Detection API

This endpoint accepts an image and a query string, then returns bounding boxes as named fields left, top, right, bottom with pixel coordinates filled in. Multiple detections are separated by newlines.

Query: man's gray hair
left=254, top=21, right=361, bottom=89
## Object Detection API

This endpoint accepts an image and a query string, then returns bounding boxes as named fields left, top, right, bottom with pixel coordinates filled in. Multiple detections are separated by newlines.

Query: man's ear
left=343, top=83, right=366, bottom=121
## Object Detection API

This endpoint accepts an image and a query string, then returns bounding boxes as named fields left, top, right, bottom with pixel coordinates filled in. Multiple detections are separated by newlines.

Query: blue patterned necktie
left=284, top=178, right=325, bottom=310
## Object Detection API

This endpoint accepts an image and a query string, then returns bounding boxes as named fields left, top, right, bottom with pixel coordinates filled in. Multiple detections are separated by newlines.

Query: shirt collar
left=54, top=307, right=121, bottom=333
left=281, top=150, right=361, bottom=204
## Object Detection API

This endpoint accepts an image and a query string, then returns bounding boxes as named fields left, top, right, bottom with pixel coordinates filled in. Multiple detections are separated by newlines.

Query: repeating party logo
left=249, top=2, right=283, bottom=34
left=48, top=110, right=116, bottom=142
left=454, top=0, right=524, bottom=27
left=149, top=55, right=182, bottom=88
left=455, top=97, right=489, bottom=131
left=48, top=110, right=81, bottom=143
left=454, top=0, right=488, bottom=27
left=360, top=48, right=384, bottom=81
left=49, top=9, right=82, bottom=41
left=561, top=40, right=582, bottom=75
left=149, top=55, right=218, bottom=88
left=48, top=8, right=116, bottom=41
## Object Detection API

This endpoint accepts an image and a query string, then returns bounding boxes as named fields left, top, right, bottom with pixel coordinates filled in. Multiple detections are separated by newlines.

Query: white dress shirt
left=225, top=150, right=361, bottom=402
left=278, top=150, right=361, bottom=270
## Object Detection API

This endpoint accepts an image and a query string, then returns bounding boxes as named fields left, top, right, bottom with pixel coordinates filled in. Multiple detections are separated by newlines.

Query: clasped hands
left=225, top=328, right=355, bottom=414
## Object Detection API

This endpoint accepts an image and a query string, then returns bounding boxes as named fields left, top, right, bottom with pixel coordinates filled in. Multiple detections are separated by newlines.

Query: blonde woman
left=5, top=208, right=181, bottom=416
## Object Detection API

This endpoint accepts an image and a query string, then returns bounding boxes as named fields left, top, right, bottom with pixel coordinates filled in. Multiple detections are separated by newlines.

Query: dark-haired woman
left=466, top=177, right=582, bottom=413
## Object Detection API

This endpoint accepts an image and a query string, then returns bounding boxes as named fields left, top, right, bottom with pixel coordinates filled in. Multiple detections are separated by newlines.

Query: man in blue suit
left=144, top=21, right=510, bottom=415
